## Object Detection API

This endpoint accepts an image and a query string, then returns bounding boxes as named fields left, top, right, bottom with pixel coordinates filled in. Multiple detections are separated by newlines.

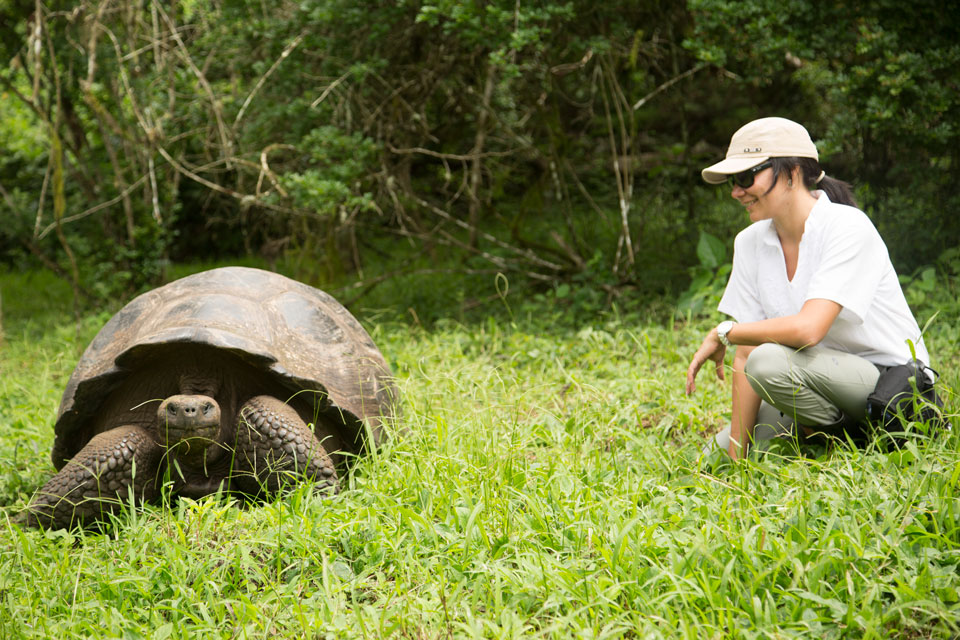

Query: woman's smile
left=732, top=181, right=769, bottom=219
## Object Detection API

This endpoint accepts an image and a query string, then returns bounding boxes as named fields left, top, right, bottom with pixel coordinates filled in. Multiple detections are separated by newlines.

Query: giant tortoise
left=21, top=266, right=396, bottom=528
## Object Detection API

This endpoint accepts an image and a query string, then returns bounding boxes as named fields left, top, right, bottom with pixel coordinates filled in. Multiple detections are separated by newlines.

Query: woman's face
left=730, top=165, right=788, bottom=222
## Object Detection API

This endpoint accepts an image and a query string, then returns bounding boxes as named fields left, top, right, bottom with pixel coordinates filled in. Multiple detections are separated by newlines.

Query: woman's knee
left=743, top=343, right=793, bottom=395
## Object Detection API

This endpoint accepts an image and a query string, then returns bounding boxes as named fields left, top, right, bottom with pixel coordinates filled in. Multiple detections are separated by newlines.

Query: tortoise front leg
left=19, top=426, right=163, bottom=529
left=230, top=395, right=338, bottom=495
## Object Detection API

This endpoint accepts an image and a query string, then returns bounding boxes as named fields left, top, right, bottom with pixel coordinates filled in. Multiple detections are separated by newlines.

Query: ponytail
left=816, top=174, right=857, bottom=208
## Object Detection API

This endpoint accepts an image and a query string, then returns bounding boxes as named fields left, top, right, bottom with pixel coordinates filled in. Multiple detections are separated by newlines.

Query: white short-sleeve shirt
left=718, top=192, right=929, bottom=367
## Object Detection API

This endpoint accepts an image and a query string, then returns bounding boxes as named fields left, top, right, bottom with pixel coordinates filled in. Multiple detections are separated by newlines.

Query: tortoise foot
left=20, top=426, right=162, bottom=529
left=233, top=395, right=339, bottom=495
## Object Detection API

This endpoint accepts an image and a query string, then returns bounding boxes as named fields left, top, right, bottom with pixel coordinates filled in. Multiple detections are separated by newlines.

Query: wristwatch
left=716, top=320, right=736, bottom=347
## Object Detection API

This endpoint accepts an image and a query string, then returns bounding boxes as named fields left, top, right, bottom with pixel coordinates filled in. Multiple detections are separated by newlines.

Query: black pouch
left=865, top=360, right=947, bottom=439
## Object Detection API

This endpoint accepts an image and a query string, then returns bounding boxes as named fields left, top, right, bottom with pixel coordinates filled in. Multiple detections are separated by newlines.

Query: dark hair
left=765, top=157, right=857, bottom=207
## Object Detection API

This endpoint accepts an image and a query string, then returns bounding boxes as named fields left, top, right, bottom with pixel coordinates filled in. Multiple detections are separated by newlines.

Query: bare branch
left=147, top=155, right=161, bottom=223
left=84, top=1, right=111, bottom=87
left=257, top=143, right=294, bottom=197
left=560, top=158, right=614, bottom=227
left=550, top=48, right=594, bottom=77
left=34, top=153, right=51, bottom=238
left=598, top=62, right=634, bottom=268
left=155, top=146, right=306, bottom=219
left=310, top=70, right=354, bottom=109
left=31, top=0, right=42, bottom=102
left=549, top=231, right=585, bottom=270
left=156, top=146, right=245, bottom=199
left=235, top=31, right=305, bottom=128
left=468, top=62, right=496, bottom=246
left=632, top=63, right=707, bottom=110
left=388, top=145, right=518, bottom=162
left=151, top=0, right=163, bottom=72
left=38, top=176, right=148, bottom=240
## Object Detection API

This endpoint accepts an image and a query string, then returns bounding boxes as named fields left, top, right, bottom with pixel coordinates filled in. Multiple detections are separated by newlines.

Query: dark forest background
left=1, top=0, right=958, bottom=317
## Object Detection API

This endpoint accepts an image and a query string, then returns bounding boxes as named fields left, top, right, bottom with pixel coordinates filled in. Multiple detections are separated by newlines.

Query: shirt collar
left=804, top=191, right=831, bottom=233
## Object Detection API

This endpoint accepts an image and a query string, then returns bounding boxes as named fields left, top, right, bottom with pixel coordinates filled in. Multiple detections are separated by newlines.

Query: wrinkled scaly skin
left=17, top=427, right=163, bottom=529
left=20, top=394, right=339, bottom=529
left=17, top=267, right=396, bottom=529
left=233, top=396, right=338, bottom=495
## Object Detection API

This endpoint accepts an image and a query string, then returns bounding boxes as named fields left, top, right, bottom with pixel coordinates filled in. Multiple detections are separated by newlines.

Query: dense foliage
left=1, top=0, right=956, bottom=304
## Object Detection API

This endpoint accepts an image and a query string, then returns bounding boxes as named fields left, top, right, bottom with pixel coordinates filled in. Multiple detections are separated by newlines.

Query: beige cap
left=701, top=117, right=819, bottom=184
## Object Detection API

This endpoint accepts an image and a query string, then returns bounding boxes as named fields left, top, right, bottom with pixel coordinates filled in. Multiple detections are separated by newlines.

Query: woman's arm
left=686, top=299, right=841, bottom=395
left=685, top=340, right=760, bottom=460
left=725, top=298, right=841, bottom=348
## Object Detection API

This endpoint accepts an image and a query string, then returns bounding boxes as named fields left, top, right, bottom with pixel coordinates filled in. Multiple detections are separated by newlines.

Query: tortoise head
left=157, top=395, right=222, bottom=464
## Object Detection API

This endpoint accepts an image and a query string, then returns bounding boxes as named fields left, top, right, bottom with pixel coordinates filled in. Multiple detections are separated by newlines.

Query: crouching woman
left=685, top=117, right=930, bottom=459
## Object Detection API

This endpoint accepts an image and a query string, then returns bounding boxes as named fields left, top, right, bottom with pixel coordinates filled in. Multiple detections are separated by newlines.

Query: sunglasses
left=728, top=160, right=773, bottom=189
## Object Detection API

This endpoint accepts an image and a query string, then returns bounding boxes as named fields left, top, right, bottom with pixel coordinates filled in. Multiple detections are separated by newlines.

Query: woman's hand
left=685, top=328, right=726, bottom=396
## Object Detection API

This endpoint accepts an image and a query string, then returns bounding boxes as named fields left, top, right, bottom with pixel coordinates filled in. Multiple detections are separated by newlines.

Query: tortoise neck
left=178, top=370, right=221, bottom=396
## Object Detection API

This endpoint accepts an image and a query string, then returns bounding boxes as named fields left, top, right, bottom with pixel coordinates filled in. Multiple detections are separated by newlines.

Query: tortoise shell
left=51, top=266, right=396, bottom=469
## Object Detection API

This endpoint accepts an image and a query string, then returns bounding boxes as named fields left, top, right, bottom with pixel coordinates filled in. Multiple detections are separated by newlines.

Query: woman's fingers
left=685, top=346, right=711, bottom=395
left=713, top=349, right=726, bottom=381
left=686, top=334, right=726, bottom=396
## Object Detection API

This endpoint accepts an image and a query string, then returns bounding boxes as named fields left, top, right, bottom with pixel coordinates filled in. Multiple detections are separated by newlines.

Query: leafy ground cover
left=0, top=267, right=958, bottom=639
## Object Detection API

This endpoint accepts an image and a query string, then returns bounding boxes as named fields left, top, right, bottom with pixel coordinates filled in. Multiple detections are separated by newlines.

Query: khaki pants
left=706, top=343, right=881, bottom=453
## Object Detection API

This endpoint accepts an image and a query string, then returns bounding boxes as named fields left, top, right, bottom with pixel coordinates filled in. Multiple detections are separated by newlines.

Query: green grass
left=1, top=267, right=958, bottom=639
